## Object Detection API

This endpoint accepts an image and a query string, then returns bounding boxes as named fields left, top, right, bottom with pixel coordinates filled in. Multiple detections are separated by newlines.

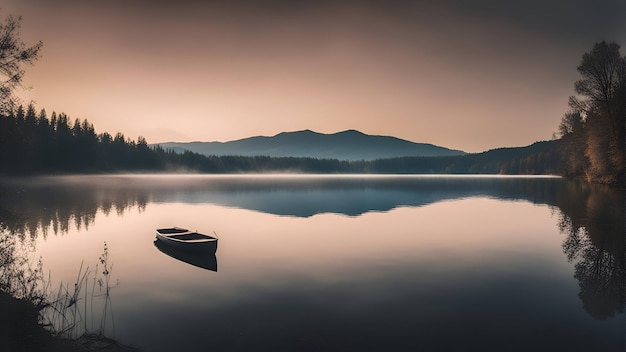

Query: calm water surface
left=0, top=175, right=623, bottom=351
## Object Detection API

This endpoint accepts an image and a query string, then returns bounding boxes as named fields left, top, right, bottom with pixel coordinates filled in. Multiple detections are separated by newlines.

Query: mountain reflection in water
left=0, top=174, right=565, bottom=221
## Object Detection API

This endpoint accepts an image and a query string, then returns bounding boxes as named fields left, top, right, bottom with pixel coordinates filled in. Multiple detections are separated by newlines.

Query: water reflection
left=154, top=239, right=217, bottom=272
left=0, top=176, right=148, bottom=239
left=0, top=174, right=622, bottom=336
left=555, top=182, right=624, bottom=320
left=0, top=175, right=566, bottom=236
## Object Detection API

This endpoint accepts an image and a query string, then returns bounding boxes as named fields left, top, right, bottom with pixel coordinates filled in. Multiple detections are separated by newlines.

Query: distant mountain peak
left=155, top=129, right=466, bottom=161
left=276, top=129, right=318, bottom=136
left=337, top=129, right=362, bottom=134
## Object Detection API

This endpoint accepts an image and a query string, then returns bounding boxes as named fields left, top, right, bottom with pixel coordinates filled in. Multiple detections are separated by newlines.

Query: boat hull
left=155, top=228, right=218, bottom=251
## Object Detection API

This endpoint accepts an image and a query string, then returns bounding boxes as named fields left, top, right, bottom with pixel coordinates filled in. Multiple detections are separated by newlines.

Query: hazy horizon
left=4, top=0, right=625, bottom=153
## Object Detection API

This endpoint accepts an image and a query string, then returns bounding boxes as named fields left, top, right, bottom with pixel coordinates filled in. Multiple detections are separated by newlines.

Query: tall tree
left=561, top=41, right=626, bottom=184
left=0, top=14, right=42, bottom=113
left=574, top=42, right=625, bottom=132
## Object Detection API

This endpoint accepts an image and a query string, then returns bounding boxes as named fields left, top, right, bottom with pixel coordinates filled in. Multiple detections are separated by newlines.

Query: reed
left=40, top=241, right=118, bottom=339
left=0, top=226, right=135, bottom=350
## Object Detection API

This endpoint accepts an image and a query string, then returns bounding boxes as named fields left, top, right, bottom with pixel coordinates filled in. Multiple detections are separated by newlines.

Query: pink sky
left=4, top=0, right=625, bottom=152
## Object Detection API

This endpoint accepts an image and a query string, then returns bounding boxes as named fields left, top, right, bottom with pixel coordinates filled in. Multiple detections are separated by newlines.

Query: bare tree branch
left=0, top=13, right=42, bottom=113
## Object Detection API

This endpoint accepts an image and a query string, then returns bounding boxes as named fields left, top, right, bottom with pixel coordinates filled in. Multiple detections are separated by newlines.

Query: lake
left=0, top=175, right=623, bottom=351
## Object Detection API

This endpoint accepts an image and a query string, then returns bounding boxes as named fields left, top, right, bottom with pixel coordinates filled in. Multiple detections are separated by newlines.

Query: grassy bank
left=0, top=290, right=83, bottom=351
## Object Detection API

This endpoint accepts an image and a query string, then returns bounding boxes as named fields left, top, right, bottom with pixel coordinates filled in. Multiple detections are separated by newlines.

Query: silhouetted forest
left=0, top=104, right=562, bottom=175
left=0, top=104, right=161, bottom=173
left=367, top=140, right=560, bottom=174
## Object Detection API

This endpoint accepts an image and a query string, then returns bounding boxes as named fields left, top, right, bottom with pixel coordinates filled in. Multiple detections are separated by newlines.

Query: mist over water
left=0, top=175, right=622, bottom=351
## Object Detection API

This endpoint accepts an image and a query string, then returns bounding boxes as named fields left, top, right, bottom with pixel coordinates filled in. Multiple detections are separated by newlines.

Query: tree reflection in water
left=556, top=182, right=624, bottom=320
left=0, top=176, right=147, bottom=239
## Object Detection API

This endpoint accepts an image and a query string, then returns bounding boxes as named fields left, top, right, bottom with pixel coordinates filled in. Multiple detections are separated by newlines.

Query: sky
left=3, top=0, right=625, bottom=153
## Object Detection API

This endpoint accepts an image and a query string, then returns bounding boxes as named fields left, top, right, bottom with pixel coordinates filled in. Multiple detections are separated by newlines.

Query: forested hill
left=156, top=129, right=466, bottom=161
left=368, top=140, right=560, bottom=174
left=0, top=104, right=561, bottom=175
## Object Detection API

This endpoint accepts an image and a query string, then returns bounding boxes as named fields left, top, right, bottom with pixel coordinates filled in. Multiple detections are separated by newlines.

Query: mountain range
left=155, top=129, right=466, bottom=161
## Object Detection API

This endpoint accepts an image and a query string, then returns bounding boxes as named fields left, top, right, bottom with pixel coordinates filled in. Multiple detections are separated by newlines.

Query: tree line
left=0, top=104, right=161, bottom=173
left=0, top=104, right=560, bottom=175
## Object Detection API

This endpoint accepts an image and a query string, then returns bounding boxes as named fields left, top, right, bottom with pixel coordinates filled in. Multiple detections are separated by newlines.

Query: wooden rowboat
left=155, top=227, right=218, bottom=250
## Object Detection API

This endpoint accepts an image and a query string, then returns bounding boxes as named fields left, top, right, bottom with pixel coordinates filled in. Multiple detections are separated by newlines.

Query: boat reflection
left=153, top=239, right=218, bottom=272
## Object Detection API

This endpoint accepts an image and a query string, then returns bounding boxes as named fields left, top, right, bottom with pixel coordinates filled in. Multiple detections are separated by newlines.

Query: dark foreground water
left=0, top=175, right=623, bottom=351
